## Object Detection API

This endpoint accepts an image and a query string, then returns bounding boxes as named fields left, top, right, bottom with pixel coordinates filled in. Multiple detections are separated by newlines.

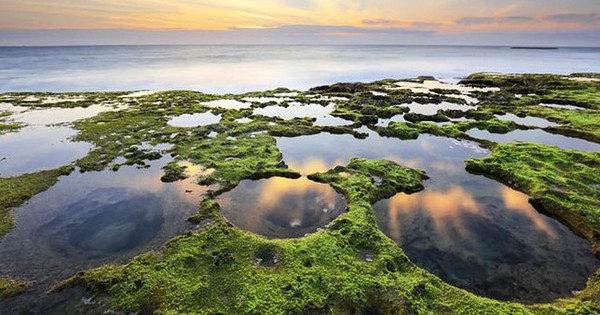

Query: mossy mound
left=375, top=118, right=521, bottom=144
left=176, top=133, right=300, bottom=191
left=0, top=276, right=29, bottom=300
left=0, top=112, right=22, bottom=134
left=308, top=158, right=428, bottom=203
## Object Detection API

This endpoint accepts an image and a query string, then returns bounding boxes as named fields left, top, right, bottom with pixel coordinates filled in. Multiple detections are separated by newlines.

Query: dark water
left=0, top=157, right=204, bottom=313
left=275, top=129, right=599, bottom=303
left=217, top=177, right=346, bottom=238
left=41, top=188, right=165, bottom=258
left=1, top=45, right=599, bottom=93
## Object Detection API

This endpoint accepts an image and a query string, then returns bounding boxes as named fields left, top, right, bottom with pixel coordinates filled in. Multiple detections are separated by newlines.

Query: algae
left=0, top=276, right=29, bottom=300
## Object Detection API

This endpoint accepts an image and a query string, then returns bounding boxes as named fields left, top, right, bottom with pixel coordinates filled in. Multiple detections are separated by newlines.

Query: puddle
left=314, top=115, right=354, bottom=127
left=540, top=103, right=584, bottom=111
left=253, top=102, right=352, bottom=126
left=373, top=185, right=598, bottom=303
left=0, top=157, right=204, bottom=313
left=371, top=91, right=388, bottom=96
left=276, top=130, right=599, bottom=303
left=376, top=114, right=407, bottom=127
left=201, top=99, right=251, bottom=110
left=243, top=97, right=290, bottom=104
left=40, top=187, right=165, bottom=257
left=309, top=95, right=348, bottom=102
left=0, top=126, right=92, bottom=177
left=274, top=92, right=299, bottom=97
left=0, top=103, right=28, bottom=113
left=40, top=96, right=86, bottom=104
left=167, top=112, right=222, bottom=127
left=254, top=102, right=334, bottom=120
left=11, top=104, right=125, bottom=126
left=393, top=80, right=500, bottom=94
left=235, top=118, right=253, bottom=124
left=466, top=129, right=600, bottom=152
left=356, top=248, right=376, bottom=262
left=495, top=113, right=559, bottom=128
left=217, top=177, right=346, bottom=238
left=120, top=91, right=157, bottom=98
left=404, top=102, right=476, bottom=115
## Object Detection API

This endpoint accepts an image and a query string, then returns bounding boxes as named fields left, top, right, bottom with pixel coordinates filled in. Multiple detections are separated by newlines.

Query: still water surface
left=1, top=45, right=599, bottom=92
left=218, top=177, right=346, bottom=238
left=0, top=157, right=204, bottom=313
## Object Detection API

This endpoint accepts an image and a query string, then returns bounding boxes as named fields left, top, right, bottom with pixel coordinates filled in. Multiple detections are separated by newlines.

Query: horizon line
left=1, top=44, right=600, bottom=48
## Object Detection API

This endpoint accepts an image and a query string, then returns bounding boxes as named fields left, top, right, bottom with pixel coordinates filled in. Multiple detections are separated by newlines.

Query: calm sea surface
left=1, top=45, right=599, bottom=92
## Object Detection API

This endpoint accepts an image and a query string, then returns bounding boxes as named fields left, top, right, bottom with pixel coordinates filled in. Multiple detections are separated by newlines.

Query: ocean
left=1, top=45, right=599, bottom=93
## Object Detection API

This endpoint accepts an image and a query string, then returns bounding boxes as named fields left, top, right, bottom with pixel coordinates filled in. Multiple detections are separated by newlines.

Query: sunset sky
left=1, top=0, right=599, bottom=46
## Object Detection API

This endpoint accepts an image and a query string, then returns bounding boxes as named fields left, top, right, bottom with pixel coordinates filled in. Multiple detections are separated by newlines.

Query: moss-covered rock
left=0, top=276, right=29, bottom=300
left=0, top=111, right=22, bottom=134
left=160, top=162, right=189, bottom=183
left=375, top=118, right=520, bottom=144
left=308, top=158, right=428, bottom=203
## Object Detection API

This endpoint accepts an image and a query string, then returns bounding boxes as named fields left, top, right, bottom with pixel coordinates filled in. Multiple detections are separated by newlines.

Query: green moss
left=466, top=143, right=600, bottom=249
left=58, top=157, right=591, bottom=314
left=308, top=158, right=428, bottom=203
left=518, top=105, right=600, bottom=143
left=175, top=133, right=300, bottom=191
left=0, top=166, right=73, bottom=237
left=71, top=90, right=361, bottom=176
left=460, top=73, right=600, bottom=143
left=460, top=73, right=600, bottom=110
left=376, top=118, right=519, bottom=143
left=1, top=91, right=132, bottom=108
left=377, top=122, right=423, bottom=139
left=160, top=162, right=189, bottom=183
left=0, top=276, right=29, bottom=300
left=187, top=198, right=221, bottom=223
left=404, top=112, right=450, bottom=123
left=0, top=111, right=23, bottom=134
left=0, top=122, right=22, bottom=134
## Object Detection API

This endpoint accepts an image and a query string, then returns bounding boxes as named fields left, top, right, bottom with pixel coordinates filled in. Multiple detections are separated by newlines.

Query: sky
left=0, top=0, right=599, bottom=46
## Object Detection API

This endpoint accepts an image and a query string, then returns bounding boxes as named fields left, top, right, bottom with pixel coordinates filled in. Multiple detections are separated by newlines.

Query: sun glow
left=1, top=0, right=597, bottom=32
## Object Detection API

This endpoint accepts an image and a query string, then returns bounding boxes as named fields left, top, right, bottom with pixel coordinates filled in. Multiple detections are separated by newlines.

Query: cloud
left=362, top=19, right=401, bottom=26
left=280, top=0, right=312, bottom=9
left=267, top=24, right=429, bottom=36
left=411, top=22, right=442, bottom=29
left=544, top=13, right=599, bottom=23
left=456, top=16, right=535, bottom=25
